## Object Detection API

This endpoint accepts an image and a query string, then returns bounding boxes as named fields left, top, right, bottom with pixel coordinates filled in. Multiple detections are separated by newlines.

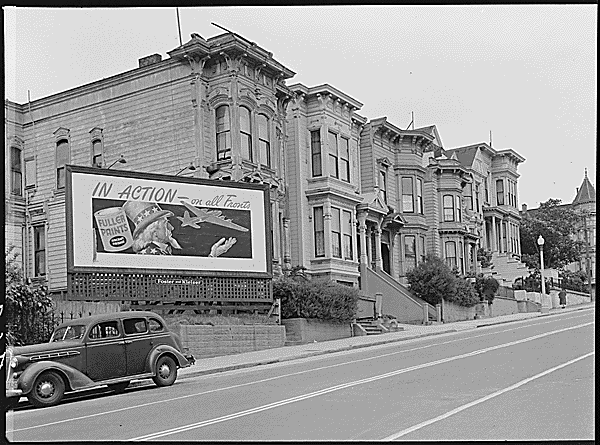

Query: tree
left=520, top=198, right=584, bottom=269
left=407, top=255, right=456, bottom=306
left=473, top=275, right=500, bottom=303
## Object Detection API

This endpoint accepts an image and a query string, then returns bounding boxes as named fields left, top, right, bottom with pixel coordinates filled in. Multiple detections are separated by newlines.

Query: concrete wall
left=489, top=296, right=519, bottom=317
left=548, top=289, right=591, bottom=308
left=442, top=299, right=477, bottom=322
left=175, top=324, right=286, bottom=359
left=281, top=318, right=352, bottom=344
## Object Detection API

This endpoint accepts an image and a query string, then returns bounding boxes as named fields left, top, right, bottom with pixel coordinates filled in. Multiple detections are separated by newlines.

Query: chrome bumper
left=6, top=389, right=22, bottom=398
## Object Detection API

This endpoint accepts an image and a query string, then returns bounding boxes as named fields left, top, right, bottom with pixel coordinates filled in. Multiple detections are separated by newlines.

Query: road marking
left=129, top=321, right=593, bottom=441
left=7, top=312, right=593, bottom=433
left=381, top=351, right=595, bottom=441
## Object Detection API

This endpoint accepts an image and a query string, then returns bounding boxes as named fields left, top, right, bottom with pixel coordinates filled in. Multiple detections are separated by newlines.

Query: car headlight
left=10, top=357, right=19, bottom=368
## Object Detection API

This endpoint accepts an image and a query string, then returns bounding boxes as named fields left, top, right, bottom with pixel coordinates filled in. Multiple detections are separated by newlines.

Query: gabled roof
left=572, top=170, right=596, bottom=205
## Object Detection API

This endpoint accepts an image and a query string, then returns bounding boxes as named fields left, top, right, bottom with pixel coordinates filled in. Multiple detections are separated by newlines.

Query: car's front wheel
left=152, top=356, right=177, bottom=387
left=28, top=371, right=65, bottom=408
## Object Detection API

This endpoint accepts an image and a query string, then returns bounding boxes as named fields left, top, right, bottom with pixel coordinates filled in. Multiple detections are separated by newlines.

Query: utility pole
left=582, top=210, right=593, bottom=300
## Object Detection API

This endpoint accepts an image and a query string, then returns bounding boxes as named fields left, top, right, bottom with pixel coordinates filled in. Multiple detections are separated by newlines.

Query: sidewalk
left=176, top=302, right=595, bottom=381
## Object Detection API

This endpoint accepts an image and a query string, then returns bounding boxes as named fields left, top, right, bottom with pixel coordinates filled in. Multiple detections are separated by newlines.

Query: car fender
left=18, top=361, right=95, bottom=395
left=146, top=345, right=190, bottom=373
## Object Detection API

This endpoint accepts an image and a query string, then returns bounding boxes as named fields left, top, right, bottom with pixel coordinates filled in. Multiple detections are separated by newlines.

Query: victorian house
left=5, top=30, right=527, bottom=321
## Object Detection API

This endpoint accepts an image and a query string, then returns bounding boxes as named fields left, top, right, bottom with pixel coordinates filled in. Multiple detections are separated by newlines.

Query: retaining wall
left=174, top=324, right=286, bottom=359
left=281, top=318, right=352, bottom=344
left=489, top=296, right=520, bottom=317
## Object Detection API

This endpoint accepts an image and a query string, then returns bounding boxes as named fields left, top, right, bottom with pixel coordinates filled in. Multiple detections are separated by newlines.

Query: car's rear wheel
left=152, top=356, right=177, bottom=387
left=107, top=381, right=130, bottom=393
left=28, top=371, right=65, bottom=408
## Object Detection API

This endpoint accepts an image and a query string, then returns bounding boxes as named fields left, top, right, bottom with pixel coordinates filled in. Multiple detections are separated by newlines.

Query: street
left=6, top=308, right=594, bottom=441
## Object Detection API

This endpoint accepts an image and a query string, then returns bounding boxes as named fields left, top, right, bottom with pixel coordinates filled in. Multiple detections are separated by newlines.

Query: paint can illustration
left=94, top=207, right=133, bottom=252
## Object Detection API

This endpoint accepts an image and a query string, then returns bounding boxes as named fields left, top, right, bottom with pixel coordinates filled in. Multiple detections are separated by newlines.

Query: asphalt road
left=6, top=308, right=594, bottom=441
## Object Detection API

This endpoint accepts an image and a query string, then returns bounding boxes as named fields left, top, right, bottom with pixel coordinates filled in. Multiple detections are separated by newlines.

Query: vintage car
left=4, top=311, right=194, bottom=408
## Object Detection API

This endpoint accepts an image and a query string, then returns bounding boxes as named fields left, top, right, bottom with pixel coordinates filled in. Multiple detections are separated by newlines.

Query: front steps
left=355, top=319, right=385, bottom=335
left=482, top=252, right=530, bottom=287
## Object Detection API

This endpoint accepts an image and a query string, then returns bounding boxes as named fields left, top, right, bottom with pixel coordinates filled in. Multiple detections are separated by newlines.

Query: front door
left=122, top=317, right=153, bottom=375
left=85, top=320, right=127, bottom=381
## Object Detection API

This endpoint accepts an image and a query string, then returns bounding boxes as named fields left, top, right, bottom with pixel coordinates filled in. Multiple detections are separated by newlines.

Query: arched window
left=257, top=114, right=270, bottom=167
left=56, top=139, right=70, bottom=189
left=216, top=105, right=231, bottom=160
left=240, top=106, right=252, bottom=162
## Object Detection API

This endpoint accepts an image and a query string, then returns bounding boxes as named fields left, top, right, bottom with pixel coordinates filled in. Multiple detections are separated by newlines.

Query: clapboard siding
left=359, top=124, right=374, bottom=193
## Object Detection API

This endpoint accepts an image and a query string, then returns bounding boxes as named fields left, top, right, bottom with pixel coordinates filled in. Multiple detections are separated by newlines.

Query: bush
left=453, top=278, right=480, bottom=307
left=407, top=255, right=456, bottom=306
left=473, top=275, right=500, bottom=303
left=477, top=248, right=493, bottom=268
left=5, top=246, right=54, bottom=346
left=273, top=276, right=359, bottom=323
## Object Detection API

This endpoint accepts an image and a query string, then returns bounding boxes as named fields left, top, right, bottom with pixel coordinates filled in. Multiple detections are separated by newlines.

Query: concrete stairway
left=355, top=320, right=384, bottom=335
left=482, top=252, right=530, bottom=287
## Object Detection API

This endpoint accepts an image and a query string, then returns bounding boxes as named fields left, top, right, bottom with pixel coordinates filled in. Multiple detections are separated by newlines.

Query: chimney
left=139, top=54, right=162, bottom=68
left=521, top=203, right=528, bottom=212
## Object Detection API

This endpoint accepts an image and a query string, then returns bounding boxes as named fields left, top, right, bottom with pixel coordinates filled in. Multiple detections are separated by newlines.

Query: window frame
left=310, top=130, right=322, bottom=177
left=404, top=235, right=417, bottom=271
left=445, top=240, right=457, bottom=270
left=379, top=170, right=388, bottom=203
left=342, top=209, right=353, bottom=260
left=216, top=105, right=232, bottom=161
left=92, top=139, right=103, bottom=168
left=240, top=106, right=253, bottom=162
left=402, top=177, right=414, bottom=213
left=34, top=225, right=46, bottom=277
left=339, top=136, right=350, bottom=182
left=455, top=195, right=462, bottom=222
left=443, top=195, right=454, bottom=222
left=25, top=156, right=36, bottom=189
left=314, top=206, right=325, bottom=257
left=328, top=131, right=339, bottom=179
left=55, top=139, right=70, bottom=189
left=416, top=178, right=424, bottom=214
left=496, top=179, right=505, bottom=206
left=331, top=207, right=342, bottom=259
left=10, top=146, right=23, bottom=196
left=464, top=182, right=473, bottom=211
left=257, top=113, right=271, bottom=167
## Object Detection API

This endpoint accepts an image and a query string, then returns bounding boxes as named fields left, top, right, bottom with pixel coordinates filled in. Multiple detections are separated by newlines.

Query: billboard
left=66, top=165, right=271, bottom=276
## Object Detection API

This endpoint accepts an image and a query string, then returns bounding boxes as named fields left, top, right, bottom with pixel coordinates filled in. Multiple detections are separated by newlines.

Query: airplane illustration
left=177, top=200, right=249, bottom=232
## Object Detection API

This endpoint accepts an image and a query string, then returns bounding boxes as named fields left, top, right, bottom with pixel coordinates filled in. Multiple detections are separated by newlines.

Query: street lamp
left=107, top=154, right=127, bottom=169
left=175, top=162, right=197, bottom=176
left=537, top=235, right=547, bottom=311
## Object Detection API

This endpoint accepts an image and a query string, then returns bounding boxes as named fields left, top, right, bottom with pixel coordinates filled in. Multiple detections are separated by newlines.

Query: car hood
left=13, top=341, right=83, bottom=356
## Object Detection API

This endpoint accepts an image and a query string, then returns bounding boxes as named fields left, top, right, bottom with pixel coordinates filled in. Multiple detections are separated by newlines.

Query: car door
left=85, top=320, right=127, bottom=381
left=122, top=317, right=153, bottom=375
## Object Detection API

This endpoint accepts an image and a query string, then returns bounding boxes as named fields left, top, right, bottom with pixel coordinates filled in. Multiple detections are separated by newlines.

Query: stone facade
left=5, top=31, right=526, bottom=303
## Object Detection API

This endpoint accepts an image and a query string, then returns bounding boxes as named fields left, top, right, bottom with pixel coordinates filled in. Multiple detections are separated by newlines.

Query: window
left=91, top=139, right=103, bottom=167
left=458, top=241, right=464, bottom=274
left=56, top=139, right=69, bottom=189
left=34, top=225, right=46, bottom=277
left=475, top=183, right=480, bottom=212
left=443, top=195, right=454, bottom=221
left=340, top=137, right=350, bottom=182
left=343, top=210, right=353, bottom=260
left=496, top=179, right=504, bottom=206
left=240, top=106, right=252, bottom=161
left=405, top=235, right=417, bottom=271
left=311, top=130, right=322, bottom=177
left=485, top=173, right=490, bottom=203
left=314, top=207, right=324, bottom=257
left=464, top=183, right=473, bottom=210
left=25, top=157, right=36, bottom=188
left=379, top=170, right=387, bottom=203
left=419, top=236, right=426, bottom=263
left=328, top=131, right=338, bottom=179
left=10, top=146, right=22, bottom=196
left=456, top=196, right=462, bottom=222
left=257, top=114, right=270, bottom=167
left=148, top=318, right=164, bottom=332
left=123, top=318, right=148, bottom=335
left=416, top=179, right=423, bottom=214
left=216, top=105, right=231, bottom=160
left=89, top=321, right=120, bottom=340
left=445, top=241, right=457, bottom=270
left=331, top=207, right=341, bottom=258
left=402, top=177, right=414, bottom=212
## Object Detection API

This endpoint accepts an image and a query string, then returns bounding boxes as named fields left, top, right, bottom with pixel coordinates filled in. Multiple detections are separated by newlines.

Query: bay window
left=311, top=130, right=322, bottom=177
left=402, top=177, right=414, bottom=212
left=314, top=207, right=324, bottom=257
left=443, top=195, right=454, bottom=221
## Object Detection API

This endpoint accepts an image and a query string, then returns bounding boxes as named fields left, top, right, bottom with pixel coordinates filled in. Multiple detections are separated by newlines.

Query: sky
left=4, top=6, right=597, bottom=208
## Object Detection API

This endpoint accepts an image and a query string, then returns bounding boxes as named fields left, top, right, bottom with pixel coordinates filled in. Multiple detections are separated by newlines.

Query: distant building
left=5, top=30, right=527, bottom=312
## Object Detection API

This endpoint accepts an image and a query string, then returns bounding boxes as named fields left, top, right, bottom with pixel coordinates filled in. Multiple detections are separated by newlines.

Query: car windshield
left=50, top=325, right=86, bottom=342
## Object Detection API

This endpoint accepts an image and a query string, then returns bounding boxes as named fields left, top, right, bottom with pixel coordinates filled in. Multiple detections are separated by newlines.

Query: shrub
left=407, top=254, right=456, bottom=306
left=473, top=275, right=500, bottom=303
left=273, top=276, right=359, bottom=323
left=453, top=278, right=480, bottom=307
left=5, top=246, right=54, bottom=346
left=477, top=248, right=493, bottom=268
